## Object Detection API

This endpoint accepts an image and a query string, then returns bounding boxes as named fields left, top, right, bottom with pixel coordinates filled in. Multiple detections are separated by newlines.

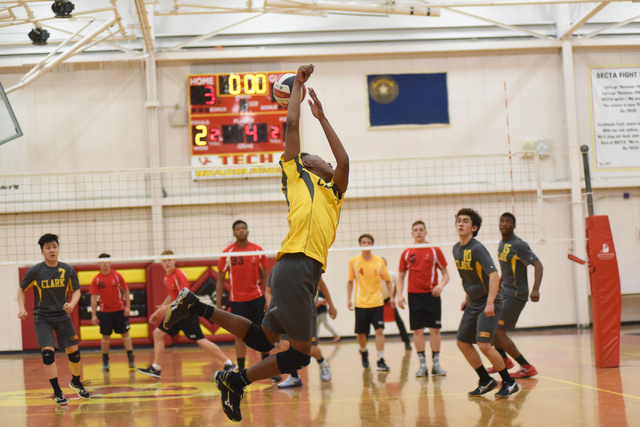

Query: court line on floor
left=537, top=375, right=640, bottom=400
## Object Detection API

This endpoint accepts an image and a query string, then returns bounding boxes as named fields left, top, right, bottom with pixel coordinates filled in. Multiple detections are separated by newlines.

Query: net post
left=580, top=145, right=594, bottom=216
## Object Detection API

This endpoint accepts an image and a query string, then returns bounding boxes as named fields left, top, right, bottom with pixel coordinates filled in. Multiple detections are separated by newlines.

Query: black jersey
left=20, top=262, right=80, bottom=318
left=498, top=234, right=538, bottom=301
left=452, top=239, right=499, bottom=303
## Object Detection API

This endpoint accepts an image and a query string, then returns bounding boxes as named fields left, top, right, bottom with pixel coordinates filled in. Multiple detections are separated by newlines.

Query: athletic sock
left=238, top=357, right=246, bottom=370
left=360, top=348, right=368, bottom=353
left=417, top=351, right=426, bottom=366
left=191, top=300, right=214, bottom=319
left=290, top=370, right=300, bottom=379
left=152, top=363, right=161, bottom=371
left=498, top=368, right=515, bottom=385
left=432, top=351, right=440, bottom=364
left=71, top=375, right=82, bottom=387
left=317, top=357, right=325, bottom=365
left=126, top=350, right=134, bottom=361
left=102, top=354, right=109, bottom=365
left=377, top=351, right=384, bottom=361
left=496, top=348, right=508, bottom=359
left=229, top=370, right=252, bottom=391
left=49, top=378, right=62, bottom=395
left=475, top=366, right=492, bottom=384
left=515, top=355, right=530, bottom=366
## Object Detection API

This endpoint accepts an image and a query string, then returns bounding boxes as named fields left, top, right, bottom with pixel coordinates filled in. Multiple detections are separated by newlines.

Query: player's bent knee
left=243, top=323, right=275, bottom=353
left=42, top=349, right=55, bottom=365
left=67, top=350, right=81, bottom=364
left=276, top=347, right=311, bottom=374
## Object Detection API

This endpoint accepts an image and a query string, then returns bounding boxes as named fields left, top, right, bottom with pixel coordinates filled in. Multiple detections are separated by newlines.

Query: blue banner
left=368, top=73, right=449, bottom=127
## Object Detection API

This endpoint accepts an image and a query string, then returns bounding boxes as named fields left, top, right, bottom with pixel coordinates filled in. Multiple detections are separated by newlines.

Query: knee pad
left=67, top=350, right=81, bottom=363
left=276, top=347, right=311, bottom=374
left=42, top=349, right=55, bottom=365
left=242, top=323, right=274, bottom=353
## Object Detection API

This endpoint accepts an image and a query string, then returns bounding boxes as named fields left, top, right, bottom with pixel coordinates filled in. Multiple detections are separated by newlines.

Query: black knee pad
left=276, top=347, right=311, bottom=374
left=67, top=350, right=81, bottom=363
left=242, top=323, right=274, bottom=353
left=42, top=349, right=55, bottom=365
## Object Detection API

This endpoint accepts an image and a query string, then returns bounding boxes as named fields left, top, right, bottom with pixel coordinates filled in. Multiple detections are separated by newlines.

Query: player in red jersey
left=217, top=220, right=280, bottom=381
left=396, top=221, right=450, bottom=377
left=90, top=253, right=135, bottom=371
left=137, top=250, right=235, bottom=378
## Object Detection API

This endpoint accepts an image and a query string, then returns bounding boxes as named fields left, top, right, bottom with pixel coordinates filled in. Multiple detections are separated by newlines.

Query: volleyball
left=273, top=73, right=306, bottom=107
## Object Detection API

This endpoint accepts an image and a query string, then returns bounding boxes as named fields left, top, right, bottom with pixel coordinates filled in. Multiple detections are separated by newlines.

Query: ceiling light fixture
left=28, top=27, right=50, bottom=45
left=52, top=0, right=74, bottom=18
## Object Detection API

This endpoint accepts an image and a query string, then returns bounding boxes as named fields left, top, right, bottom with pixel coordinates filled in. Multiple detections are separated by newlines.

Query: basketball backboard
left=0, top=80, right=23, bottom=146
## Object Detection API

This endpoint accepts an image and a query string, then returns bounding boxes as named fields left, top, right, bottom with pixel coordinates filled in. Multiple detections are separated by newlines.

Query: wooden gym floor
left=2, top=326, right=640, bottom=426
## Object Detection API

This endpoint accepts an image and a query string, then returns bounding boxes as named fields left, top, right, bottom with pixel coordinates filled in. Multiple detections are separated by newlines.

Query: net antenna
left=504, top=81, right=515, bottom=214
left=0, top=81, right=23, bottom=146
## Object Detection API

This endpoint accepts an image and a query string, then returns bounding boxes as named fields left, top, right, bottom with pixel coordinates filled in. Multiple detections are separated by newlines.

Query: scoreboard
left=188, top=71, right=292, bottom=179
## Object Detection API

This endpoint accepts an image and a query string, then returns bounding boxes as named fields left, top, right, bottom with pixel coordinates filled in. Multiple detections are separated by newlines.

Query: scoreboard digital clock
left=188, top=71, right=293, bottom=179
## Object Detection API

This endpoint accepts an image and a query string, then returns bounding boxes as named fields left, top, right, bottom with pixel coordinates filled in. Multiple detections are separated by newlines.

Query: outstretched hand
left=308, top=87, right=325, bottom=120
left=296, top=64, right=314, bottom=84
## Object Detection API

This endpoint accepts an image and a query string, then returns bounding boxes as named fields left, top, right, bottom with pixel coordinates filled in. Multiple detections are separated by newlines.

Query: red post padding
left=586, top=215, right=621, bottom=368
left=383, top=302, right=395, bottom=323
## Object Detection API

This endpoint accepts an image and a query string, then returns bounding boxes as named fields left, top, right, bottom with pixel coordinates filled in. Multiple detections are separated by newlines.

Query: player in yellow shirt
left=162, top=64, right=349, bottom=423
left=348, top=234, right=395, bottom=371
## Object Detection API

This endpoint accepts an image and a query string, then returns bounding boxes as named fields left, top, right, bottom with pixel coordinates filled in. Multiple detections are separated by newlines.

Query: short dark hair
left=38, top=234, right=59, bottom=250
left=500, top=212, right=516, bottom=225
left=300, top=152, right=311, bottom=161
left=358, top=233, right=375, bottom=245
left=412, top=220, right=426, bottom=230
left=98, top=253, right=111, bottom=259
left=232, top=220, right=248, bottom=231
left=456, top=208, right=482, bottom=237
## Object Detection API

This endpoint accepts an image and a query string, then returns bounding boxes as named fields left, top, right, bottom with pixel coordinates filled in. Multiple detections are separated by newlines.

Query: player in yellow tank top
left=161, top=64, right=350, bottom=423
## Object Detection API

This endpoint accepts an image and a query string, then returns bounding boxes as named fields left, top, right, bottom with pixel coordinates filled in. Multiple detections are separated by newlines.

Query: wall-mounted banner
left=367, top=73, right=449, bottom=128
left=589, top=66, right=640, bottom=171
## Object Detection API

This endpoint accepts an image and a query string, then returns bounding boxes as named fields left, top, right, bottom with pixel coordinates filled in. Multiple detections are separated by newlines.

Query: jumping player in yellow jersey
left=162, top=64, right=349, bottom=423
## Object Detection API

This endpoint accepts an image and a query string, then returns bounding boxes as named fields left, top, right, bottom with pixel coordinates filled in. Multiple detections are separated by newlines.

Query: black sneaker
left=468, top=378, right=498, bottom=397
left=376, top=358, right=391, bottom=371
left=164, top=287, right=199, bottom=330
left=69, top=381, right=91, bottom=399
left=495, top=380, right=520, bottom=399
left=215, top=370, right=244, bottom=422
left=270, top=375, right=282, bottom=383
left=361, top=350, right=370, bottom=369
left=54, top=393, right=68, bottom=405
left=137, top=366, right=161, bottom=379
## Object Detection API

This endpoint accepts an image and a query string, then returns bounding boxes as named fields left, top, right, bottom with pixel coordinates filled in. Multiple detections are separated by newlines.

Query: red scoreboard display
left=188, top=71, right=292, bottom=179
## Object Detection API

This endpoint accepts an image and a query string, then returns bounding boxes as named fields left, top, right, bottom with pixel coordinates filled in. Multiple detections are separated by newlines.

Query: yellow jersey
left=278, top=154, right=344, bottom=270
left=348, top=254, right=391, bottom=308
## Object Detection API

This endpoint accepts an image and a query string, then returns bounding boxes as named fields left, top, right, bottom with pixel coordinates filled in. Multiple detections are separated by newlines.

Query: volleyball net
left=0, top=153, right=543, bottom=265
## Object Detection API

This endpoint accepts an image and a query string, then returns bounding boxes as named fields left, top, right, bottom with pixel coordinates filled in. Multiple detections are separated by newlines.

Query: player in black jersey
left=17, top=234, right=90, bottom=405
left=487, top=213, right=543, bottom=378
left=452, top=209, right=518, bottom=399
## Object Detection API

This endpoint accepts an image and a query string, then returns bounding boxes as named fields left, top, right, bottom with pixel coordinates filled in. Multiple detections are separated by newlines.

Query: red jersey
left=89, top=270, right=128, bottom=312
left=164, top=268, right=190, bottom=300
left=399, top=246, right=448, bottom=294
left=217, top=242, right=268, bottom=302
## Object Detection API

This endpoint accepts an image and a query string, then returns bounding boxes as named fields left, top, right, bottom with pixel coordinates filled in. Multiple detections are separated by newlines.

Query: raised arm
left=283, top=64, right=315, bottom=162
left=307, top=87, right=350, bottom=194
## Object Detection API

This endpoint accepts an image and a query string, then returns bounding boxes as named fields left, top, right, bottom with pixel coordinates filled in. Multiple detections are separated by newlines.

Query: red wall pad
left=586, top=215, right=622, bottom=368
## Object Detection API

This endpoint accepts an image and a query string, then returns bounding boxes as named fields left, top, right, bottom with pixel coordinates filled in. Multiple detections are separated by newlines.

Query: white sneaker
left=319, top=362, right=331, bottom=382
left=416, top=364, right=428, bottom=377
left=277, top=375, right=303, bottom=388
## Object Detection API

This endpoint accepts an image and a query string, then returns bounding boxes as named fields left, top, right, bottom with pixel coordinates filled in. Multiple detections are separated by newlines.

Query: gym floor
left=2, top=326, right=639, bottom=426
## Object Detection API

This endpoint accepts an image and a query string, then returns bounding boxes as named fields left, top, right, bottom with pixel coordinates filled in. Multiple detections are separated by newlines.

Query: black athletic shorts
left=158, top=315, right=204, bottom=341
left=231, top=296, right=266, bottom=325
left=355, top=306, right=384, bottom=335
left=281, top=309, right=318, bottom=346
left=408, top=292, right=442, bottom=330
left=497, top=297, right=526, bottom=331
left=456, top=298, right=504, bottom=344
left=34, top=314, right=79, bottom=350
left=98, top=310, right=130, bottom=336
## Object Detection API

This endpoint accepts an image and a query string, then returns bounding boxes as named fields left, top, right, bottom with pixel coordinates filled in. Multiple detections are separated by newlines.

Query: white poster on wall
left=589, top=66, right=640, bottom=171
